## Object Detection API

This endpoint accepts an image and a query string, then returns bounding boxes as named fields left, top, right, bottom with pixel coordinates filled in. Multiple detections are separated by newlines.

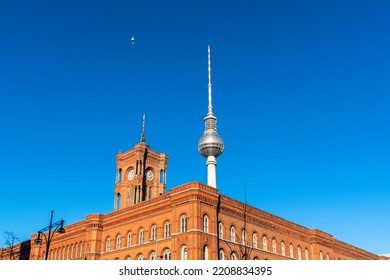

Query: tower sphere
left=198, top=129, right=224, bottom=158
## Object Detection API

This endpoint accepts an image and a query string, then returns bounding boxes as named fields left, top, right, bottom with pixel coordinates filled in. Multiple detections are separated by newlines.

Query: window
left=252, top=232, right=258, bottom=248
left=326, top=253, right=330, bottom=260
left=139, top=228, right=144, bottom=245
left=281, top=242, right=285, bottom=256
left=180, top=214, right=187, bottom=233
left=126, top=256, right=132, bottom=260
left=263, top=236, right=267, bottom=251
left=230, top=226, right=236, bottom=242
left=164, top=221, right=171, bottom=239
left=203, top=215, right=209, bottom=233
left=181, top=246, right=188, bottom=260
left=150, top=252, right=157, bottom=260
left=241, top=229, right=247, bottom=245
left=297, top=246, right=302, bottom=260
left=272, top=239, right=276, bottom=253
left=218, top=222, right=223, bottom=239
left=137, top=254, right=144, bottom=260
left=160, top=170, right=164, bottom=184
left=219, top=249, right=225, bottom=260
left=305, top=248, right=309, bottom=260
left=105, top=237, right=111, bottom=252
left=320, top=251, right=323, bottom=260
left=79, top=242, right=83, bottom=257
left=289, top=244, right=294, bottom=258
left=163, top=249, right=171, bottom=260
left=118, top=169, right=122, bottom=183
left=151, top=225, right=157, bottom=241
left=116, top=234, right=121, bottom=250
left=230, top=252, right=237, bottom=260
left=116, top=193, right=121, bottom=210
left=203, top=245, right=208, bottom=260
left=127, top=231, right=133, bottom=247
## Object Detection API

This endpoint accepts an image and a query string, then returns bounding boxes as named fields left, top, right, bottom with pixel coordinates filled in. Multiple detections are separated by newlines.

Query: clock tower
left=113, top=115, right=168, bottom=210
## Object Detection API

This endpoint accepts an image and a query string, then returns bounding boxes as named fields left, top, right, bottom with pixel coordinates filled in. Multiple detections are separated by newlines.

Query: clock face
left=146, top=170, right=154, bottom=180
left=128, top=170, right=135, bottom=180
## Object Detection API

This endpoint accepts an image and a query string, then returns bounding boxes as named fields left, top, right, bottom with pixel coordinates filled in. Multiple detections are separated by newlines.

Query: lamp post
left=34, top=211, right=65, bottom=260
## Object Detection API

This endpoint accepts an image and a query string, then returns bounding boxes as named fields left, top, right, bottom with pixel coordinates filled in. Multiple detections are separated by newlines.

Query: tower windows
left=289, top=244, right=294, bottom=258
left=230, top=226, right=236, bottom=242
left=105, top=237, right=111, bottom=252
left=218, top=222, right=223, bottom=239
left=116, top=234, right=121, bottom=250
left=241, top=229, right=247, bottom=246
left=272, top=239, right=276, bottom=253
left=160, top=170, right=165, bottom=183
left=297, top=246, right=302, bottom=260
left=139, top=228, right=144, bottom=245
left=164, top=221, right=171, bottom=239
left=252, top=232, right=258, bottom=248
left=181, top=246, right=188, bottom=260
left=203, top=215, right=209, bottom=233
left=151, top=225, right=157, bottom=241
left=118, top=169, right=122, bottom=183
left=281, top=241, right=286, bottom=256
left=180, top=214, right=187, bottom=233
left=163, top=249, right=171, bottom=260
left=127, top=231, right=133, bottom=247
left=115, top=193, right=121, bottom=210
left=219, top=249, right=225, bottom=260
left=263, top=236, right=267, bottom=251
left=203, top=245, right=209, bottom=260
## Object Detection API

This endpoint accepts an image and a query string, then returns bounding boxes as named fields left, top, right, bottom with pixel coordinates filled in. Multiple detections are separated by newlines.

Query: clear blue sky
left=0, top=0, right=389, bottom=255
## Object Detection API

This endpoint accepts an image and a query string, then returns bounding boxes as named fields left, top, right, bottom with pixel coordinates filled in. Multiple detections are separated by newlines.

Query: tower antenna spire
left=198, top=45, right=224, bottom=189
left=140, top=113, right=147, bottom=144
left=208, top=45, right=213, bottom=115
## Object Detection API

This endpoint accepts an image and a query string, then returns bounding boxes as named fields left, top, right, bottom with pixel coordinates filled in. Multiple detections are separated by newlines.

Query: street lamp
left=34, top=211, right=65, bottom=260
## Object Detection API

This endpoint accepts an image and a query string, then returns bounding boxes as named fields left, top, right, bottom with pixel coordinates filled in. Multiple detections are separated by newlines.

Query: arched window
left=326, top=253, right=330, bottom=260
left=150, top=252, right=157, bottom=260
left=163, top=249, right=171, bottom=260
left=230, top=252, right=237, bottom=260
left=79, top=242, right=83, bottom=257
left=139, top=228, right=144, bottom=245
left=105, top=237, right=111, bottom=252
left=241, top=229, right=247, bottom=245
left=137, top=254, right=144, bottom=260
left=180, top=214, right=187, bottom=233
left=297, top=246, right=302, bottom=260
left=181, top=246, right=188, bottom=260
left=118, top=169, right=122, bottom=183
left=263, top=236, right=268, bottom=251
left=203, top=215, right=209, bottom=233
left=219, top=249, right=225, bottom=260
left=252, top=232, right=258, bottom=248
left=116, top=234, right=121, bottom=250
left=305, top=248, right=309, bottom=260
left=151, top=225, right=157, bottom=241
left=272, top=239, right=276, bottom=253
left=126, top=256, right=132, bottom=260
left=320, top=251, right=323, bottom=260
left=281, top=242, right=286, bottom=256
left=203, top=245, right=208, bottom=260
left=71, top=244, right=74, bottom=259
left=127, top=231, right=133, bottom=247
left=218, top=222, right=223, bottom=239
left=289, top=244, right=294, bottom=258
left=160, top=170, right=164, bottom=184
left=164, top=221, right=171, bottom=239
left=75, top=243, right=79, bottom=259
left=230, top=226, right=236, bottom=242
left=116, top=193, right=121, bottom=210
